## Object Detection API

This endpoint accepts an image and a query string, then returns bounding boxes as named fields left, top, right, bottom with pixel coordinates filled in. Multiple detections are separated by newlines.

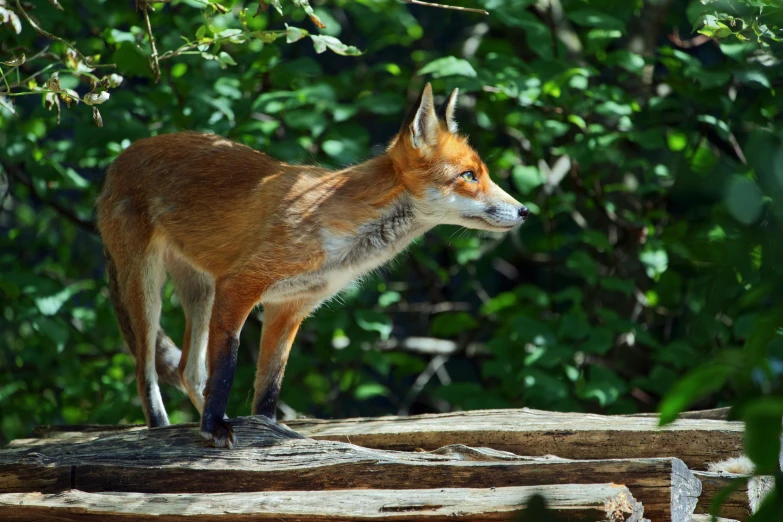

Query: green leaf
left=666, top=131, right=688, bottom=151
left=699, top=20, right=733, bottom=39
left=431, top=312, right=479, bottom=337
left=567, top=114, right=586, bottom=129
left=658, top=364, right=736, bottom=425
left=580, top=327, right=614, bottom=355
left=568, top=9, right=625, bottom=31
left=354, top=383, right=388, bottom=400
left=378, top=291, right=401, bottom=307
left=511, top=165, right=544, bottom=195
left=35, top=280, right=94, bottom=316
left=309, top=35, right=361, bottom=56
left=285, top=25, right=308, bottom=43
left=558, top=313, right=589, bottom=341
left=607, top=50, right=645, bottom=73
left=741, top=398, right=783, bottom=475
left=355, top=310, right=393, bottom=340
left=216, top=51, right=237, bottom=68
left=566, top=251, right=599, bottom=285
left=580, top=365, right=626, bottom=407
left=417, top=57, right=477, bottom=78
left=735, top=70, right=771, bottom=88
left=725, top=176, right=764, bottom=225
left=640, top=246, right=668, bottom=280
left=265, top=0, right=283, bottom=15
left=743, top=307, right=783, bottom=363
left=32, top=316, right=70, bottom=352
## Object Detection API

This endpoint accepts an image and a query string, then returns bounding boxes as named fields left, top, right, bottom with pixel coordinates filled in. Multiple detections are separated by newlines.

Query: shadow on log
left=27, top=408, right=744, bottom=470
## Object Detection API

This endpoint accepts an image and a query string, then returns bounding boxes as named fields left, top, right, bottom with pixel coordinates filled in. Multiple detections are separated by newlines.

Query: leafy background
left=2, top=0, right=783, bottom=515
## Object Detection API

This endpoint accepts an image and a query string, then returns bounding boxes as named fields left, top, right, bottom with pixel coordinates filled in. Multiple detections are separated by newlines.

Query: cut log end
left=671, top=457, right=702, bottom=522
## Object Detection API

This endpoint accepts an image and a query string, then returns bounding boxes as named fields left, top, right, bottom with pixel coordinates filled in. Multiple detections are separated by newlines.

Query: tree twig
left=397, top=354, right=450, bottom=415
left=400, top=0, right=488, bottom=15
left=13, top=0, right=90, bottom=63
left=140, top=1, right=161, bottom=83
left=1, top=159, right=98, bottom=235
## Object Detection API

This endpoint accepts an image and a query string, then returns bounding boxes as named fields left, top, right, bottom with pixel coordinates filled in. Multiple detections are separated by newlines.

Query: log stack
left=0, top=408, right=764, bottom=521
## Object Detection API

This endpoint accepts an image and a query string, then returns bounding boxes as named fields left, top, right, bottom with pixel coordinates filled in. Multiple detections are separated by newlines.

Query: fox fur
left=96, top=83, right=528, bottom=448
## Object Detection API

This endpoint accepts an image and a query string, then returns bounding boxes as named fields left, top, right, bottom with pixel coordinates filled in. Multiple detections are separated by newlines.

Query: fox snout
left=470, top=184, right=529, bottom=231
left=487, top=202, right=529, bottom=225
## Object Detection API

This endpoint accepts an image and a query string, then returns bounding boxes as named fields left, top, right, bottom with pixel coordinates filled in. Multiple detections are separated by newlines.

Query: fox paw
left=200, top=418, right=237, bottom=449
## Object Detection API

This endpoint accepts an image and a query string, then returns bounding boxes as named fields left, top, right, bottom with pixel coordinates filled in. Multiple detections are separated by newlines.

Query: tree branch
left=13, top=0, right=90, bottom=63
left=140, top=1, right=161, bottom=83
left=401, top=0, right=488, bottom=15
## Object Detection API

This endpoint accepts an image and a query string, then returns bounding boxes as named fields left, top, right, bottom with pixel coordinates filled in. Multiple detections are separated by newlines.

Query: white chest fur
left=262, top=202, right=423, bottom=304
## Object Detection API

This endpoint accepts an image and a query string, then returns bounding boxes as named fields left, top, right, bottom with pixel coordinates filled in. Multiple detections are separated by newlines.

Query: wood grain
left=0, top=416, right=699, bottom=521
left=691, top=516, right=739, bottom=522
left=693, top=470, right=773, bottom=520
left=0, top=484, right=644, bottom=521
left=26, top=408, right=744, bottom=470
left=286, top=408, right=743, bottom=470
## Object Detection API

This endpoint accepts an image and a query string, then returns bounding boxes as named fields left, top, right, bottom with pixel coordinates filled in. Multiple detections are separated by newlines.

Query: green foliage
left=693, top=0, right=783, bottom=45
left=2, top=1, right=783, bottom=514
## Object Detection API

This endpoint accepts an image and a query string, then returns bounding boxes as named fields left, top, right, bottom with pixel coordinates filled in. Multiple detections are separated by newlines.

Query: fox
left=96, top=83, right=529, bottom=449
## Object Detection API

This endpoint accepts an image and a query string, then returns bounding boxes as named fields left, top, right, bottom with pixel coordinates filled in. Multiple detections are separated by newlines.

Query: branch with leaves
left=694, top=1, right=782, bottom=45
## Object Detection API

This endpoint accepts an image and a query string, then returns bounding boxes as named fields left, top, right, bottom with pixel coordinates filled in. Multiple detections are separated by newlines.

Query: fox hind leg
left=168, top=256, right=215, bottom=414
left=120, top=245, right=169, bottom=428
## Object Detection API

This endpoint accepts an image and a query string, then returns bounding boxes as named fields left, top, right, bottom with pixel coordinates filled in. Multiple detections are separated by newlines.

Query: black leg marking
left=145, top=382, right=169, bottom=428
left=252, top=377, right=281, bottom=421
left=200, top=333, right=239, bottom=449
left=136, top=369, right=169, bottom=429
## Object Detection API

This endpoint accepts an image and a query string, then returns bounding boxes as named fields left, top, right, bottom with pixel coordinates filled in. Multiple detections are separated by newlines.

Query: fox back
left=96, top=83, right=528, bottom=448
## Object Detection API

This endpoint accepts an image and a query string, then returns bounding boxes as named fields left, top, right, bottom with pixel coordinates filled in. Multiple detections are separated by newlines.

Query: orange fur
left=96, top=83, right=528, bottom=448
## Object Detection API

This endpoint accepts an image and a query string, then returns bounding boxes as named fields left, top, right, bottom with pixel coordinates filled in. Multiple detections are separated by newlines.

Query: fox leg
left=121, top=247, right=168, bottom=428
left=252, top=299, right=314, bottom=420
left=169, top=258, right=215, bottom=414
left=200, top=276, right=266, bottom=449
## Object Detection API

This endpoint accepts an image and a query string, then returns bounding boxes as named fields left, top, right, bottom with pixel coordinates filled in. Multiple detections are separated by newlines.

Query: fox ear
left=401, top=83, right=439, bottom=150
left=437, top=88, right=459, bottom=133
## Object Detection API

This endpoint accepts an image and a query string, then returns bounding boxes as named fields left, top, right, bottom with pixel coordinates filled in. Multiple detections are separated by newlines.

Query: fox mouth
left=461, top=214, right=519, bottom=230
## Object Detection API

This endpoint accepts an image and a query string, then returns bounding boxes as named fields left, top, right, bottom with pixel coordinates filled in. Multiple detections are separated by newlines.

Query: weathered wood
left=693, top=470, right=774, bottom=521
left=284, top=408, right=743, bottom=470
left=627, top=408, right=731, bottom=421
left=0, top=416, right=699, bottom=521
left=691, top=516, right=739, bottom=522
left=0, top=484, right=644, bottom=521
left=25, top=408, right=744, bottom=470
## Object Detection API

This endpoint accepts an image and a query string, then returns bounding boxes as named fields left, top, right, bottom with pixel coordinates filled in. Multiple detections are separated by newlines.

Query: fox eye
left=460, top=170, right=477, bottom=182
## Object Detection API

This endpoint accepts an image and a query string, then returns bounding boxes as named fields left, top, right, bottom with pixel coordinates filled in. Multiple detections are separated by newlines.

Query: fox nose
left=518, top=205, right=530, bottom=220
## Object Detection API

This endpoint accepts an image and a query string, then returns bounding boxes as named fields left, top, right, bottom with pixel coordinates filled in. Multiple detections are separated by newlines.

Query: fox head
left=388, top=83, right=529, bottom=232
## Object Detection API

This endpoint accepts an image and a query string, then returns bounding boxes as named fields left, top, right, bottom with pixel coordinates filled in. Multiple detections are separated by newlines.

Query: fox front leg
left=252, top=299, right=314, bottom=420
left=200, top=277, right=266, bottom=449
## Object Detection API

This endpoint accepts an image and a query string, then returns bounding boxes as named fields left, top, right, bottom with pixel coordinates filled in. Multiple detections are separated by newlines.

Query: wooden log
left=691, top=516, right=739, bottom=522
left=693, top=470, right=774, bottom=521
left=0, top=416, right=699, bottom=521
left=0, top=484, right=644, bottom=521
left=627, top=407, right=731, bottom=421
left=25, top=408, right=744, bottom=470
left=284, top=408, right=743, bottom=470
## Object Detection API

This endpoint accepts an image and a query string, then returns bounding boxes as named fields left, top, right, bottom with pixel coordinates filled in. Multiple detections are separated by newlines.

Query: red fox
left=97, top=84, right=529, bottom=448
